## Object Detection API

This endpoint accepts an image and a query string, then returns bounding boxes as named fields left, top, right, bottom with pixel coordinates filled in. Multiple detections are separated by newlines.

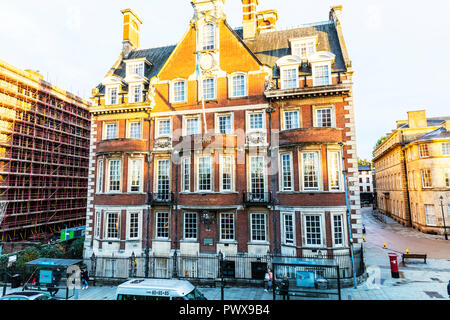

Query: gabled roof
left=115, top=45, right=177, bottom=80
left=240, top=21, right=347, bottom=73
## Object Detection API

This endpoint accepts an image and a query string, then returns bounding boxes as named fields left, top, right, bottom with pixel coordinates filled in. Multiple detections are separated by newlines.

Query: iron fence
left=85, top=246, right=365, bottom=286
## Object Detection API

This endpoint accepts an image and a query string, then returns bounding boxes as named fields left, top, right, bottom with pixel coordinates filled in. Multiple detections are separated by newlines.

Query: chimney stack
left=242, top=0, right=259, bottom=39
left=121, top=9, right=143, bottom=55
left=408, top=110, right=427, bottom=128
left=330, top=5, right=343, bottom=24
left=256, top=10, right=278, bottom=32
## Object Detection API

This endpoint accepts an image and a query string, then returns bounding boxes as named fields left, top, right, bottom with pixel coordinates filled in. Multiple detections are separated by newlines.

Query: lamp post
left=439, top=196, right=448, bottom=240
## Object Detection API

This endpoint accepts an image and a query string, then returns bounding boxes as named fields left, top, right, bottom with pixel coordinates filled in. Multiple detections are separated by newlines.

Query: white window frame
left=302, top=213, right=324, bottom=248
left=313, top=105, right=336, bottom=128
left=156, top=159, right=171, bottom=195
left=183, top=212, right=198, bottom=241
left=248, top=155, right=267, bottom=196
left=202, top=23, right=216, bottom=51
left=97, top=159, right=104, bottom=193
left=104, top=121, right=118, bottom=140
left=280, top=67, right=299, bottom=90
left=424, top=205, right=437, bottom=226
left=281, top=212, right=296, bottom=246
left=156, top=118, right=172, bottom=138
left=202, top=77, right=216, bottom=101
left=182, top=156, right=191, bottom=192
left=312, top=62, right=332, bottom=86
left=301, top=151, right=321, bottom=192
left=105, top=211, right=120, bottom=240
left=279, top=152, right=294, bottom=192
left=196, top=156, right=213, bottom=192
left=219, top=155, right=234, bottom=192
left=215, top=113, right=234, bottom=135
left=94, top=211, right=101, bottom=238
left=127, top=211, right=141, bottom=240
left=229, top=73, right=247, bottom=98
left=128, top=158, right=143, bottom=193
left=282, top=109, right=300, bottom=131
left=106, top=85, right=119, bottom=106
left=332, top=213, right=346, bottom=247
left=290, top=36, right=318, bottom=59
left=127, top=61, right=145, bottom=78
left=107, top=159, right=122, bottom=193
left=155, top=212, right=170, bottom=240
left=246, top=110, right=266, bottom=133
left=419, top=144, right=430, bottom=158
left=250, top=213, right=268, bottom=243
left=220, top=212, right=235, bottom=242
left=171, top=79, right=187, bottom=104
left=127, top=120, right=142, bottom=139
left=442, top=143, right=450, bottom=156
left=183, top=115, right=201, bottom=136
left=421, top=169, right=432, bottom=189
left=328, top=150, right=342, bottom=191
left=129, top=83, right=143, bottom=103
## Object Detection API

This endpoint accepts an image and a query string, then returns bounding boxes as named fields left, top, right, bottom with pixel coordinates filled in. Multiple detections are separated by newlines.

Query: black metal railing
left=85, top=247, right=365, bottom=285
left=149, top=192, right=174, bottom=205
left=243, top=192, right=272, bottom=206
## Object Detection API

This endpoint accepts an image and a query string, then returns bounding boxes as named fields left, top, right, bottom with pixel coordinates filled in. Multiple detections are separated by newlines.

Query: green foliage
left=66, top=237, right=85, bottom=259
left=15, top=246, right=40, bottom=270
left=38, top=244, right=65, bottom=259
left=374, top=136, right=388, bottom=150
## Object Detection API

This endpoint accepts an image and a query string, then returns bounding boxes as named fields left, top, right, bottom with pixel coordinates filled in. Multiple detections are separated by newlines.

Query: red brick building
left=84, top=1, right=361, bottom=279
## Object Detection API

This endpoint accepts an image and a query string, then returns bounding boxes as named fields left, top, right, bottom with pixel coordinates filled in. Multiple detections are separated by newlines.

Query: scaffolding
left=0, top=61, right=90, bottom=242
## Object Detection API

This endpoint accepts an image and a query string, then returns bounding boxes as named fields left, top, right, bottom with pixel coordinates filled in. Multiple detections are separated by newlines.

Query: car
left=0, top=291, right=56, bottom=301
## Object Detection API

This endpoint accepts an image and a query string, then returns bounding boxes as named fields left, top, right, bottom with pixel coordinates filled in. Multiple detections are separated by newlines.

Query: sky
left=1, top=0, right=449, bottom=160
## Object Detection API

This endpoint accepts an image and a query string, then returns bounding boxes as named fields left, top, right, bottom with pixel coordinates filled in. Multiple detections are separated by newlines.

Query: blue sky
left=1, top=0, right=449, bottom=160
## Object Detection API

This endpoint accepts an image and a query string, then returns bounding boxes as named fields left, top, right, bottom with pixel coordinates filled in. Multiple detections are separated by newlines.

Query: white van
left=116, top=279, right=207, bottom=301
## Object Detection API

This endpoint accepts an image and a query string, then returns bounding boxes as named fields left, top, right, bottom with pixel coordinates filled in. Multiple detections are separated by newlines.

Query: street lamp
left=439, top=196, right=448, bottom=240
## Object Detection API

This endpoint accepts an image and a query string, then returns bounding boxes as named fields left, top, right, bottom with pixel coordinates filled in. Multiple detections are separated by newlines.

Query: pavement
left=3, top=207, right=450, bottom=300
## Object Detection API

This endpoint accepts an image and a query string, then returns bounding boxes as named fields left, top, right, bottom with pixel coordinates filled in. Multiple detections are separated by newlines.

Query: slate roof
left=114, top=45, right=176, bottom=79
left=409, top=127, right=450, bottom=144
left=397, top=117, right=450, bottom=129
left=240, top=21, right=347, bottom=74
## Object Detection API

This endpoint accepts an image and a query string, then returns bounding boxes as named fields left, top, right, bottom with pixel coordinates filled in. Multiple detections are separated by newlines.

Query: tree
left=66, top=237, right=85, bottom=259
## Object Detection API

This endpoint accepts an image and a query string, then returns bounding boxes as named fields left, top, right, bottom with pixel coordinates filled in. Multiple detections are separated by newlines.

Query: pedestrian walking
left=280, top=275, right=290, bottom=300
left=264, top=268, right=273, bottom=292
left=81, top=269, right=89, bottom=290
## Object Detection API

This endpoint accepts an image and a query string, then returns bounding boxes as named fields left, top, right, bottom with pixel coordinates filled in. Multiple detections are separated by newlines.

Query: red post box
left=388, top=254, right=400, bottom=278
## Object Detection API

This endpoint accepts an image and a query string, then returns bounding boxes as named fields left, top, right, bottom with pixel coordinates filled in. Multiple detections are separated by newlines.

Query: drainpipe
left=339, top=142, right=357, bottom=289
left=266, top=105, right=278, bottom=255
left=145, top=112, right=153, bottom=278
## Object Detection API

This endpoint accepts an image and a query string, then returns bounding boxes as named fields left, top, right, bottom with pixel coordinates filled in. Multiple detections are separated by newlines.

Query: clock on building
left=199, top=53, right=215, bottom=71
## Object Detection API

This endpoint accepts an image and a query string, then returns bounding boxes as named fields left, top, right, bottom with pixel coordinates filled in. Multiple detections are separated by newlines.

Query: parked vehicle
left=116, top=279, right=207, bottom=301
left=0, top=291, right=55, bottom=301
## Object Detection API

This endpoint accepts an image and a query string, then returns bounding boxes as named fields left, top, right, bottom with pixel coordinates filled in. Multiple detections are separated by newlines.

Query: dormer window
left=290, top=36, right=318, bottom=59
left=127, top=62, right=145, bottom=78
left=313, top=64, right=330, bottom=86
left=106, top=86, right=119, bottom=105
left=281, top=68, right=298, bottom=90
left=129, top=84, right=143, bottom=103
left=202, top=24, right=215, bottom=50
left=309, top=52, right=336, bottom=87
left=276, top=56, right=302, bottom=90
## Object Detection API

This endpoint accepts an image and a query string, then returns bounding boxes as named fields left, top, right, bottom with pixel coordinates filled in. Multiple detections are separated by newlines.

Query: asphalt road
left=362, top=207, right=450, bottom=259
